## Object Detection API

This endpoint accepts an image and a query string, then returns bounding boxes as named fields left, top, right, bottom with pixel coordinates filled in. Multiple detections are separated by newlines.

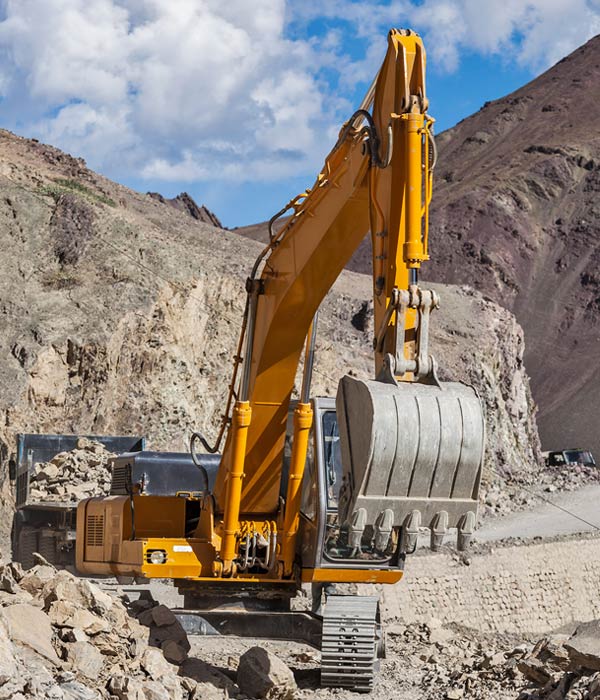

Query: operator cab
left=285, top=398, right=404, bottom=574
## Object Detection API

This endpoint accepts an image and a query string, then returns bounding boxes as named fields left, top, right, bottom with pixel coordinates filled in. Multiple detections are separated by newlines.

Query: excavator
left=76, top=29, right=485, bottom=691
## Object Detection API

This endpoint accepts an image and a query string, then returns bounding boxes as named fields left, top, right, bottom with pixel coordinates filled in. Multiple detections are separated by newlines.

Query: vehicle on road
left=544, top=449, right=596, bottom=468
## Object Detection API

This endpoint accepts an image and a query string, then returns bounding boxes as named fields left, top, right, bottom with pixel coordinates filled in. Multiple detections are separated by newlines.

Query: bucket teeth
left=373, top=508, right=394, bottom=551
left=400, top=510, right=421, bottom=554
left=430, top=510, right=448, bottom=551
left=347, top=508, right=367, bottom=550
left=457, top=511, right=476, bottom=551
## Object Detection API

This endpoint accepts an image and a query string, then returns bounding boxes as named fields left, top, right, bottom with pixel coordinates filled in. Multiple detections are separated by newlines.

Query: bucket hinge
left=374, top=284, right=440, bottom=385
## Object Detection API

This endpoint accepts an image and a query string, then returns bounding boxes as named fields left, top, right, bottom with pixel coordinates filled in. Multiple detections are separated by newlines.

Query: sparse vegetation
left=40, top=267, right=82, bottom=290
left=38, top=177, right=116, bottom=207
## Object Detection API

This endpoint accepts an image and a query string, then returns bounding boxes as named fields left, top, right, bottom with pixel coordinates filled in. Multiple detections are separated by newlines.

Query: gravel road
left=475, top=483, right=600, bottom=542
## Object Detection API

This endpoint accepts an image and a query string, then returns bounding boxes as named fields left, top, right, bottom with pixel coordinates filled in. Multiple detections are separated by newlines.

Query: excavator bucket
left=336, top=375, right=485, bottom=551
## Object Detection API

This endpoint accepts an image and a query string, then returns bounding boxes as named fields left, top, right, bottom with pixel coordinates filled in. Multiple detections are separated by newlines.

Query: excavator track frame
left=172, top=593, right=383, bottom=694
left=321, top=595, right=382, bottom=693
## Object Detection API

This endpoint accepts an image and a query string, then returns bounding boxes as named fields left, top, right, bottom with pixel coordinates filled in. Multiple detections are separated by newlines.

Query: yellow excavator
left=76, top=29, right=484, bottom=691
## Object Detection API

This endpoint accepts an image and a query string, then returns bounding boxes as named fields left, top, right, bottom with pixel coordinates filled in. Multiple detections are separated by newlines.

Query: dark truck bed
left=13, top=433, right=145, bottom=569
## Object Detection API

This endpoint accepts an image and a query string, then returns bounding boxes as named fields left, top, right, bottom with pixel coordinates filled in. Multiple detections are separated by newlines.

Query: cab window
left=300, top=428, right=317, bottom=520
left=322, top=411, right=342, bottom=510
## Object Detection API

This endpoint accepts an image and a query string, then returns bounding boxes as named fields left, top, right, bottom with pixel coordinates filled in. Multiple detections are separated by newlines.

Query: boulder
left=149, top=605, right=177, bottom=627
left=180, top=658, right=237, bottom=694
left=42, top=571, right=113, bottom=615
left=1, top=603, right=61, bottom=665
left=141, top=648, right=175, bottom=680
left=161, top=639, right=187, bottom=665
left=48, top=600, right=109, bottom=635
left=23, top=658, right=60, bottom=697
left=237, top=647, right=297, bottom=700
left=66, top=641, right=104, bottom=679
left=141, top=681, right=170, bottom=700
left=137, top=605, right=190, bottom=653
left=0, top=620, right=17, bottom=685
left=189, top=682, right=229, bottom=700
left=160, top=674, right=184, bottom=700
left=566, top=620, right=600, bottom=671
left=19, top=564, right=57, bottom=594
left=60, top=680, right=102, bottom=700
left=0, top=588, right=34, bottom=606
left=107, top=675, right=145, bottom=700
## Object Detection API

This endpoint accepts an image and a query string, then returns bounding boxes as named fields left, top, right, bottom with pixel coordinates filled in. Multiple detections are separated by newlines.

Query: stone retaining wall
left=381, top=536, right=600, bottom=634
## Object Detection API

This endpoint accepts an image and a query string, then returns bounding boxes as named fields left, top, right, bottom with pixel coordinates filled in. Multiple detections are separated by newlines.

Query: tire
left=38, top=531, right=58, bottom=566
left=16, top=525, right=38, bottom=571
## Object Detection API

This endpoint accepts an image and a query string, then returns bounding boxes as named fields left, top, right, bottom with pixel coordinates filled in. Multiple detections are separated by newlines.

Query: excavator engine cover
left=336, top=375, right=484, bottom=545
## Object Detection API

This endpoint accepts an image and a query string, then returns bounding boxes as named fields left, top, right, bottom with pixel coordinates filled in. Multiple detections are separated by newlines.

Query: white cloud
left=0, top=0, right=339, bottom=183
left=0, top=0, right=598, bottom=190
left=408, top=0, right=600, bottom=72
left=291, top=0, right=600, bottom=75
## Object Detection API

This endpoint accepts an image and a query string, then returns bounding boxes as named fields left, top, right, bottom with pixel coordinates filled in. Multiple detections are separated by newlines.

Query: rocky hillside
left=332, top=36, right=600, bottom=458
left=427, top=35, right=600, bottom=460
left=147, top=192, right=222, bottom=227
left=0, top=128, right=541, bottom=548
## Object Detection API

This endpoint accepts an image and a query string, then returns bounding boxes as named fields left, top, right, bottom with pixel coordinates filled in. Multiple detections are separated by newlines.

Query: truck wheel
left=17, top=526, right=38, bottom=571
left=38, top=531, right=59, bottom=566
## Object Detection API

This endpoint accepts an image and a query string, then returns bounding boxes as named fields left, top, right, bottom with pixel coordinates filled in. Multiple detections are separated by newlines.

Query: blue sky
left=0, top=1, right=598, bottom=227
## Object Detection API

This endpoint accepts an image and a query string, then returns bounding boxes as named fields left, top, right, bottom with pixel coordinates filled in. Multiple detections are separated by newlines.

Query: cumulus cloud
left=0, top=0, right=339, bottom=183
left=291, top=0, right=600, bottom=75
left=0, top=0, right=598, bottom=189
left=408, top=0, right=600, bottom=71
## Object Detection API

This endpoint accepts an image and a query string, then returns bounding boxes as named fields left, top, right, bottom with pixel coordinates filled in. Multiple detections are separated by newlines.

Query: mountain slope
left=425, top=35, right=600, bottom=456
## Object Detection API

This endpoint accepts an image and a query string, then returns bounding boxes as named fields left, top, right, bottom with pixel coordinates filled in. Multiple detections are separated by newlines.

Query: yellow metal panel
left=301, top=568, right=403, bottom=584
left=133, top=497, right=186, bottom=539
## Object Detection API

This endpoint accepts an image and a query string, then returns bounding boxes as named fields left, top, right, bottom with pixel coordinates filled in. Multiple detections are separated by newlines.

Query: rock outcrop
left=147, top=192, right=222, bottom=228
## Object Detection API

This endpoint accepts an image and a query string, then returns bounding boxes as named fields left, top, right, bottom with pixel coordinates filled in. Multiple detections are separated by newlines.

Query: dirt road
left=476, top=483, right=600, bottom=542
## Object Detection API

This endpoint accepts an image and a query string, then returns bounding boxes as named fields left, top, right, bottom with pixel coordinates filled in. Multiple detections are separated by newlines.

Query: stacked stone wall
left=381, top=536, right=600, bottom=634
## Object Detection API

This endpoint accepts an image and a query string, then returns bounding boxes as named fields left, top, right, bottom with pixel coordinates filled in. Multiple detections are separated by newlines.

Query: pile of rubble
left=479, top=481, right=536, bottom=519
left=27, top=439, right=115, bottom=503
left=479, top=462, right=599, bottom=520
left=517, top=625, right=600, bottom=700
left=388, top=618, right=600, bottom=700
left=0, top=555, right=296, bottom=700
left=537, top=464, right=600, bottom=494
